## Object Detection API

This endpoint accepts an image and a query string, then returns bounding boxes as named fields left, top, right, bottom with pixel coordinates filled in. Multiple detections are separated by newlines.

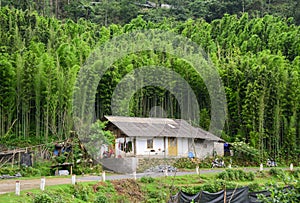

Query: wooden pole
left=18, top=152, right=21, bottom=168
left=31, top=153, right=34, bottom=167
left=12, top=151, right=15, bottom=168
left=223, top=185, right=226, bottom=203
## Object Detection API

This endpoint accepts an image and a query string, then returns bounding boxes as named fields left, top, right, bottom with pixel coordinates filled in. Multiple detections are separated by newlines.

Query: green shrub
left=255, top=170, right=267, bottom=178
left=258, top=183, right=299, bottom=202
left=94, top=194, right=108, bottom=203
left=90, top=164, right=103, bottom=175
left=248, top=183, right=261, bottom=192
left=216, top=169, right=255, bottom=181
left=269, top=168, right=285, bottom=178
left=33, top=193, right=53, bottom=203
left=290, top=169, right=300, bottom=178
left=34, top=161, right=52, bottom=176
left=140, top=176, right=155, bottom=183
left=231, top=142, right=262, bottom=166
left=21, top=167, right=41, bottom=177
left=173, top=158, right=200, bottom=169
left=201, top=180, right=237, bottom=193
left=0, top=167, right=19, bottom=176
left=70, top=184, right=90, bottom=201
left=245, top=171, right=255, bottom=181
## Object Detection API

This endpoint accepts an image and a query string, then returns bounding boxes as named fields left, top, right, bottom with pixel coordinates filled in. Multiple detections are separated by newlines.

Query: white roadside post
left=290, top=163, right=294, bottom=171
left=260, top=163, right=263, bottom=171
left=196, top=166, right=199, bottom=175
left=40, top=177, right=46, bottom=191
left=72, top=174, right=76, bottom=185
left=102, top=171, right=106, bottom=182
left=15, top=181, right=20, bottom=196
left=133, top=171, right=137, bottom=180
left=164, top=168, right=168, bottom=177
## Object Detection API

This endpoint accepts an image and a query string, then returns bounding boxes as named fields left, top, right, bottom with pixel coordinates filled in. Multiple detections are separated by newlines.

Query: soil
left=110, top=179, right=144, bottom=202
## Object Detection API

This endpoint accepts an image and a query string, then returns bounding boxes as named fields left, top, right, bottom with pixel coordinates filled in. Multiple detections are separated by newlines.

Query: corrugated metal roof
left=104, top=116, right=223, bottom=142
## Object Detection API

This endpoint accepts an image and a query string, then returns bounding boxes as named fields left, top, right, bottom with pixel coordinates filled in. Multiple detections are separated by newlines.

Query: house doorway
left=168, top=137, right=177, bottom=156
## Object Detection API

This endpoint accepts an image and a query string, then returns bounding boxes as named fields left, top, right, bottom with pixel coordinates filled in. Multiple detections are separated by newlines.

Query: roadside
left=0, top=168, right=226, bottom=194
left=0, top=167, right=282, bottom=195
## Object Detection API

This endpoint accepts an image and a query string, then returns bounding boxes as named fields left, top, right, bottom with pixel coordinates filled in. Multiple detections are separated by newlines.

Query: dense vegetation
left=0, top=0, right=300, bottom=164
left=0, top=0, right=299, bottom=25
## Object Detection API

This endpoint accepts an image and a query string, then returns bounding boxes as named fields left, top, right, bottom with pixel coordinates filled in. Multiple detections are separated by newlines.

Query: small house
left=104, top=116, right=224, bottom=159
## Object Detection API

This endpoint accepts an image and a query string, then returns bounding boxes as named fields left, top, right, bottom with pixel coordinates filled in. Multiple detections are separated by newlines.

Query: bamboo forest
left=0, top=0, right=300, bottom=165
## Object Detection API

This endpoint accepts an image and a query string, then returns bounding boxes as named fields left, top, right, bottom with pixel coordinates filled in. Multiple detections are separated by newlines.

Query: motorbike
left=266, top=159, right=277, bottom=167
left=211, top=158, right=225, bottom=168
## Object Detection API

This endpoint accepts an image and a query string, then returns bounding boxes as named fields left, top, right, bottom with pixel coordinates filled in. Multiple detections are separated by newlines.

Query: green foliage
left=0, top=167, right=19, bottom=176
left=3, top=0, right=299, bottom=25
left=173, top=158, right=201, bottom=169
left=33, top=193, right=54, bottom=203
left=216, top=169, right=255, bottom=181
left=269, top=168, right=286, bottom=178
left=21, top=167, right=41, bottom=177
left=231, top=142, right=262, bottom=165
left=0, top=6, right=299, bottom=163
left=70, top=184, right=91, bottom=201
left=94, top=194, right=108, bottom=203
left=140, top=176, right=155, bottom=183
left=258, top=183, right=300, bottom=203
left=83, top=120, right=114, bottom=160
left=181, top=179, right=238, bottom=193
left=290, top=169, right=300, bottom=178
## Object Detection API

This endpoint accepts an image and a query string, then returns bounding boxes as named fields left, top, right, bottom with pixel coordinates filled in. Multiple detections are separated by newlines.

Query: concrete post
left=102, top=171, right=106, bottom=182
left=196, top=166, right=199, bottom=175
left=259, top=163, right=263, bottom=171
left=72, top=174, right=76, bottom=185
left=133, top=171, right=137, bottom=180
left=164, top=169, right=168, bottom=177
left=290, top=163, right=294, bottom=171
left=15, top=181, right=20, bottom=196
left=40, top=177, right=45, bottom=191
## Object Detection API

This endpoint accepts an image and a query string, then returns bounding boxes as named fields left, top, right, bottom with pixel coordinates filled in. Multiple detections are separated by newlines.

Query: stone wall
left=101, top=157, right=138, bottom=174
left=136, top=157, right=178, bottom=172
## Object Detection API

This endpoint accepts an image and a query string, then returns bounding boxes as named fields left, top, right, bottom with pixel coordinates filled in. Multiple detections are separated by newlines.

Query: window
left=147, top=139, right=153, bottom=149
left=194, top=138, right=205, bottom=144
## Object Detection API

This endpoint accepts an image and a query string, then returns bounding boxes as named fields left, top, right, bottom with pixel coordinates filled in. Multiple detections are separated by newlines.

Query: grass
left=0, top=181, right=99, bottom=203
left=0, top=168, right=298, bottom=203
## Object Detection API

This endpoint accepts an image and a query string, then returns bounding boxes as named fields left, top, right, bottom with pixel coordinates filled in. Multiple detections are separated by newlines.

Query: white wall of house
left=177, top=137, right=189, bottom=156
left=194, top=140, right=214, bottom=158
left=134, top=137, right=190, bottom=157
left=135, top=137, right=165, bottom=156
left=193, top=140, right=224, bottom=159
left=114, top=136, right=222, bottom=158
left=214, top=142, right=224, bottom=156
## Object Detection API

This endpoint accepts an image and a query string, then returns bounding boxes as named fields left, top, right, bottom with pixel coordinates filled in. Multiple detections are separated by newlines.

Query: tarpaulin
left=169, top=187, right=249, bottom=203
left=168, top=187, right=273, bottom=203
